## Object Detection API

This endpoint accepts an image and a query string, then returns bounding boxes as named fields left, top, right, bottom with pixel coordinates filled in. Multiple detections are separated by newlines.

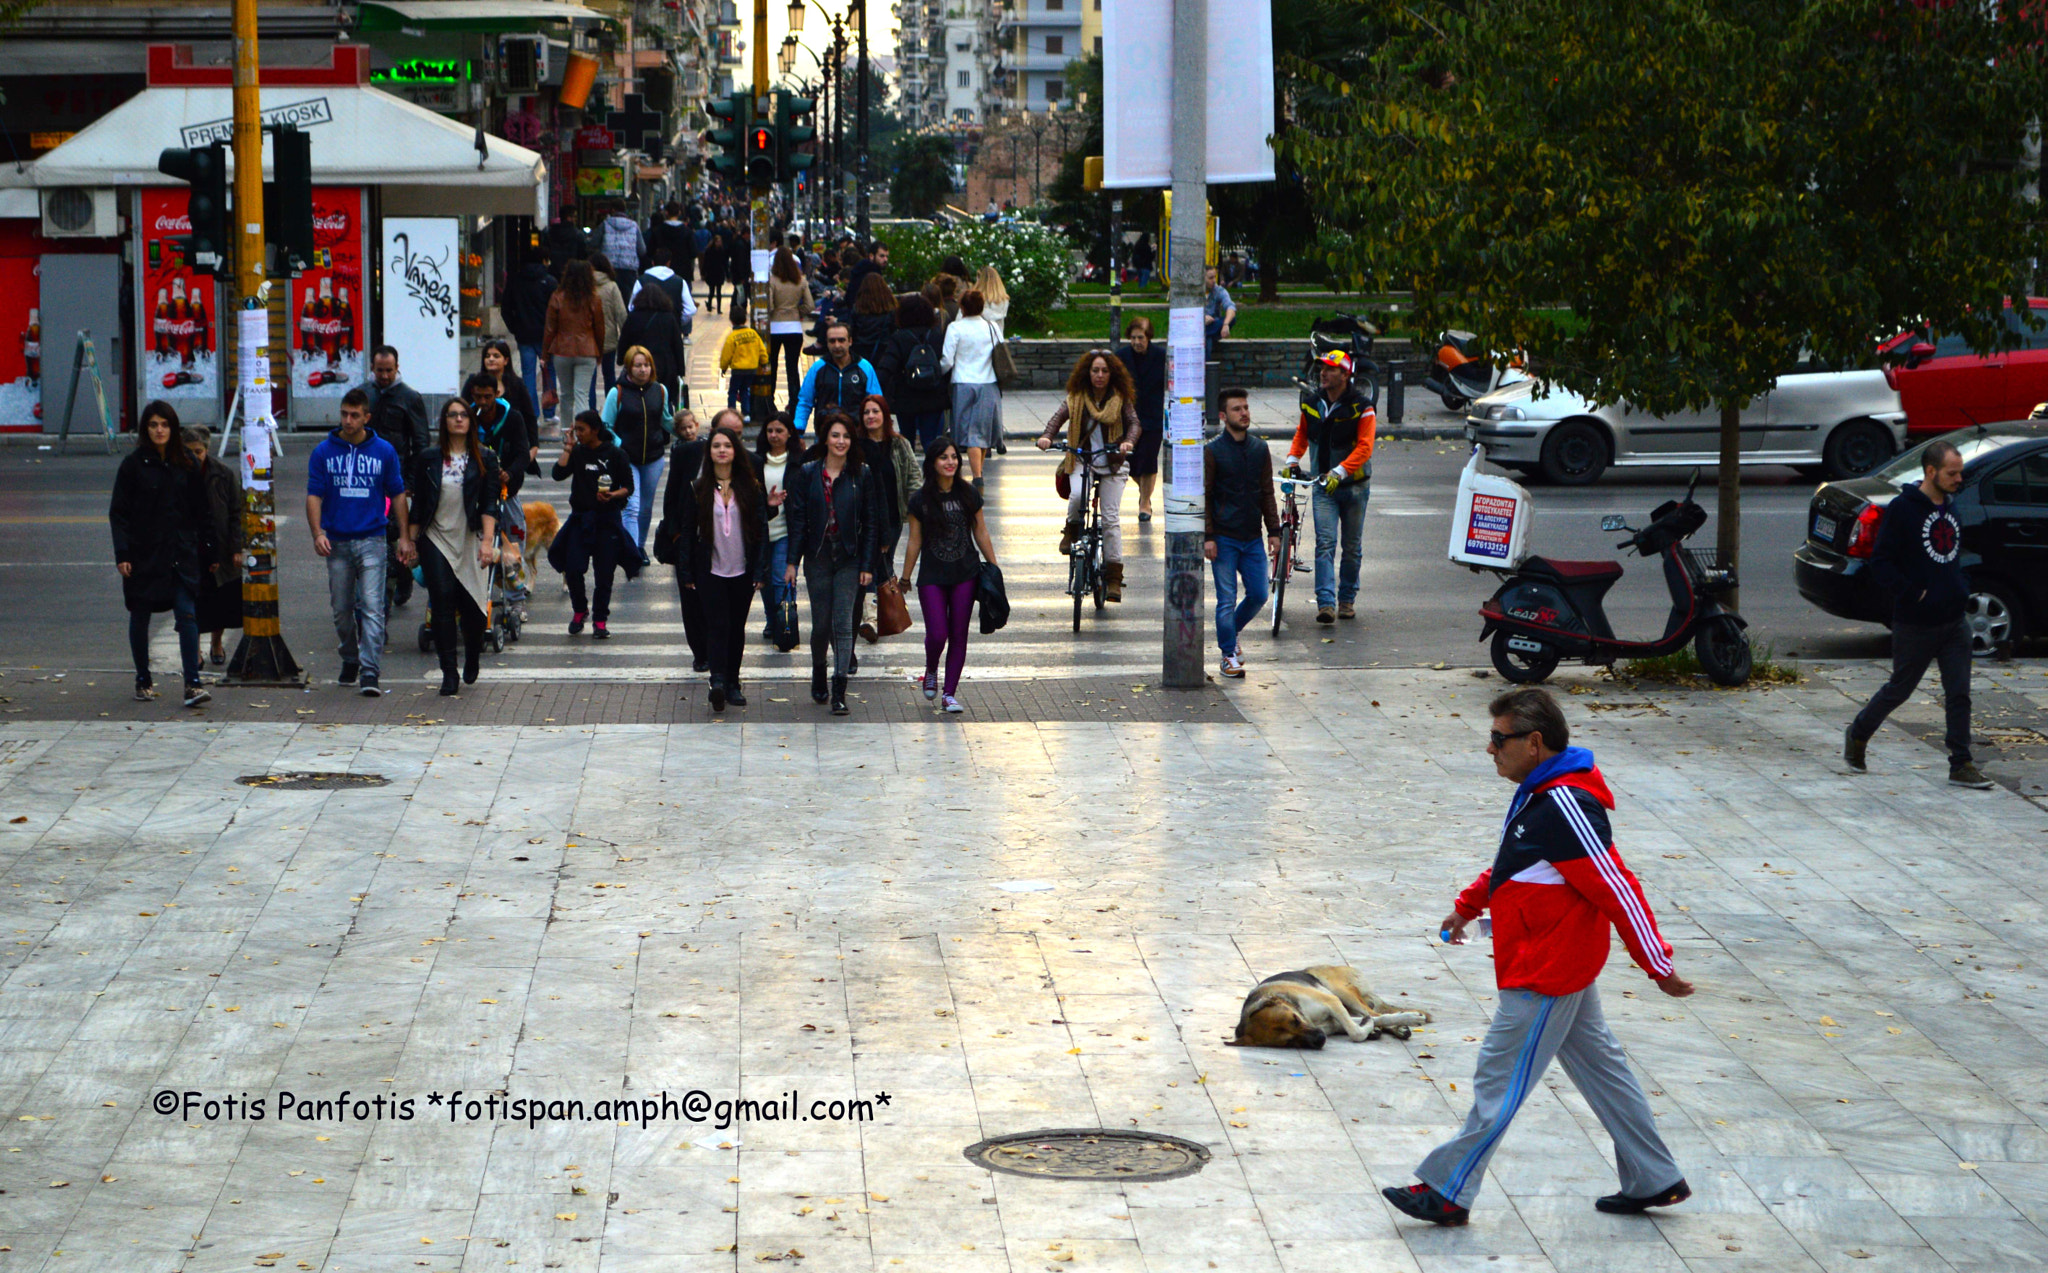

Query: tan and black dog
left=1230, top=965, right=1430, bottom=1049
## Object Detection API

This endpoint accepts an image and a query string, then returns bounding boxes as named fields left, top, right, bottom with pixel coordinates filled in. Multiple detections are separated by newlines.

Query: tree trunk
left=1259, top=216, right=1280, bottom=303
left=1715, top=400, right=1741, bottom=615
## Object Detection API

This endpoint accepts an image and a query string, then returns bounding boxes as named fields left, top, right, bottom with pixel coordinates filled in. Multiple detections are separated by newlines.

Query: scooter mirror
left=1599, top=514, right=1628, bottom=532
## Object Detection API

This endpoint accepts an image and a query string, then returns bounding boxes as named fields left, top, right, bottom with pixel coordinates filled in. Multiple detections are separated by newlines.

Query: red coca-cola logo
left=313, top=212, right=350, bottom=232
left=154, top=213, right=192, bottom=233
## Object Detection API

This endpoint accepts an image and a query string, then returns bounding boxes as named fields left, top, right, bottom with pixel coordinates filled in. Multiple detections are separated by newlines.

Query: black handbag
left=651, top=517, right=682, bottom=566
left=768, top=597, right=801, bottom=651
left=976, top=561, right=1009, bottom=634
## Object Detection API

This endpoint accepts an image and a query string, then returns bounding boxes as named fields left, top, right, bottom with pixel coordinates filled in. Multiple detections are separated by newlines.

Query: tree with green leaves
left=890, top=132, right=958, bottom=218
left=1282, top=0, right=2048, bottom=603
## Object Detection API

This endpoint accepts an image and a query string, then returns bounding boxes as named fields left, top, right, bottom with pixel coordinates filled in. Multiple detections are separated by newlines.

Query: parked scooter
left=1476, top=470, right=1752, bottom=685
left=1424, top=330, right=1524, bottom=412
left=1296, top=313, right=1380, bottom=407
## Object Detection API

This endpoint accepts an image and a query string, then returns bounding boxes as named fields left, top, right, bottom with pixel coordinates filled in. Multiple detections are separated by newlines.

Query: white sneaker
left=943, top=694, right=964, bottom=714
left=1221, top=652, right=1245, bottom=678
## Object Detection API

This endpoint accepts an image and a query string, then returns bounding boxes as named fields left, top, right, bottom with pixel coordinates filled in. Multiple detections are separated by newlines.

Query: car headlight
left=1485, top=405, right=1526, bottom=422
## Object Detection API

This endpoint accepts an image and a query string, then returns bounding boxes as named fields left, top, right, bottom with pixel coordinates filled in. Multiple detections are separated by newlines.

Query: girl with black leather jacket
left=408, top=398, right=503, bottom=695
left=782, top=411, right=883, bottom=715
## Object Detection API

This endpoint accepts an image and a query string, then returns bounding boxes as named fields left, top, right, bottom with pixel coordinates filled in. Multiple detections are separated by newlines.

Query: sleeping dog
left=1231, top=965, right=1430, bottom=1049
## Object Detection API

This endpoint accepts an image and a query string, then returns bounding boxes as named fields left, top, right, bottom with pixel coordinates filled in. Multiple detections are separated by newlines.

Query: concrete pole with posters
left=224, top=0, right=301, bottom=685
left=1160, top=0, right=1207, bottom=689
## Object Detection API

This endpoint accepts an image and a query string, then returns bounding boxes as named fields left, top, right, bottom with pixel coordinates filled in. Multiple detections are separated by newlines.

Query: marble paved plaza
left=3, top=665, right=2048, bottom=1273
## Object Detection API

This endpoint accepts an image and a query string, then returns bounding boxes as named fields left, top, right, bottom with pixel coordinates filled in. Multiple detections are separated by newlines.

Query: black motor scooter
left=1476, top=471, right=1752, bottom=685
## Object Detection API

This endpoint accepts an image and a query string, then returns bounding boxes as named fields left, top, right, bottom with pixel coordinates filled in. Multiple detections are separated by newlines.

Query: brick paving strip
left=0, top=670, right=1244, bottom=726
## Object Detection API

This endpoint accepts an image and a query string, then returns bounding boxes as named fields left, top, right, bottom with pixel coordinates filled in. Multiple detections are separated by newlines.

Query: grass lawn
left=1015, top=304, right=1410, bottom=342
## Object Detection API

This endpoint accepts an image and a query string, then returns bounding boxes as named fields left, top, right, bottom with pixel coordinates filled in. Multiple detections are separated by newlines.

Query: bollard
left=1387, top=362, right=1405, bottom=425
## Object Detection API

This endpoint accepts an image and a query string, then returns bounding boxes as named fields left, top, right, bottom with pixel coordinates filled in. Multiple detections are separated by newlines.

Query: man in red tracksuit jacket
left=1384, top=686, right=1695, bottom=1227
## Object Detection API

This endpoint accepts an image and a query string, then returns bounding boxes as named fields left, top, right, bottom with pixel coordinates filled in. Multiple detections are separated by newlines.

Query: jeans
left=622, top=457, right=665, bottom=552
left=1852, top=616, right=1974, bottom=764
left=700, top=572, right=756, bottom=688
left=903, top=411, right=945, bottom=453
left=553, top=356, right=598, bottom=421
left=919, top=578, right=976, bottom=696
left=128, top=579, right=201, bottom=688
left=805, top=547, right=861, bottom=679
left=325, top=535, right=387, bottom=677
left=519, top=344, right=544, bottom=418
left=1311, top=480, right=1370, bottom=608
left=1210, top=535, right=1270, bottom=656
left=767, top=537, right=794, bottom=609
left=728, top=371, right=756, bottom=421
left=767, top=333, right=804, bottom=405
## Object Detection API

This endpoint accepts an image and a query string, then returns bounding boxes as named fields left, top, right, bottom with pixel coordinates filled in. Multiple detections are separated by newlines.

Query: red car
left=1883, top=298, right=2048, bottom=436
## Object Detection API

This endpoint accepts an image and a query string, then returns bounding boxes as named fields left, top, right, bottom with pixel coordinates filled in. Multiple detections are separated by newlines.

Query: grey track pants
left=1416, top=983, right=1681, bottom=1209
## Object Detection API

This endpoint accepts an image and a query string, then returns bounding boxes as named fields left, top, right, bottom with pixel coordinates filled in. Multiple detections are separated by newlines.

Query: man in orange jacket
left=1383, top=686, right=1695, bottom=1227
left=1285, top=350, right=1376, bottom=624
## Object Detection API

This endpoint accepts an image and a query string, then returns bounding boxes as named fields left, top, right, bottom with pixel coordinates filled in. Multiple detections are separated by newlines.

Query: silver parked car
left=1464, top=363, right=1906, bottom=484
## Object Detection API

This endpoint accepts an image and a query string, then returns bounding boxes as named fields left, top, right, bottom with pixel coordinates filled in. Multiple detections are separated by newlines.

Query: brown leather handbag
left=875, top=578, right=912, bottom=637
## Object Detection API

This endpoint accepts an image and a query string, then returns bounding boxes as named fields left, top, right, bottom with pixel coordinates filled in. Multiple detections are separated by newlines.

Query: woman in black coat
left=675, top=424, right=770, bottom=711
left=110, top=400, right=210, bottom=705
left=617, top=285, right=690, bottom=401
left=408, top=398, right=503, bottom=696
left=782, top=412, right=884, bottom=716
left=1117, top=316, right=1169, bottom=522
left=181, top=425, right=243, bottom=666
left=701, top=228, right=730, bottom=307
left=876, top=292, right=952, bottom=453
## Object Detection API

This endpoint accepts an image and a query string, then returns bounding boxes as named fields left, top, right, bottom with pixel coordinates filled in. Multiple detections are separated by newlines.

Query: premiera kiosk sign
left=180, top=98, right=334, bottom=148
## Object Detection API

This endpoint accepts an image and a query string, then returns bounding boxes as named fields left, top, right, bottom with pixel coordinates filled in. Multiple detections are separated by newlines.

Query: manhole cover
left=964, top=1129, right=1210, bottom=1182
left=235, top=772, right=389, bottom=790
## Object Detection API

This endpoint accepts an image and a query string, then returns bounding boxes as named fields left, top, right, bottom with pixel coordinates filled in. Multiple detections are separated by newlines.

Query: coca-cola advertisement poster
left=0, top=249, right=36, bottom=431
left=290, top=187, right=365, bottom=402
left=138, top=188, right=220, bottom=410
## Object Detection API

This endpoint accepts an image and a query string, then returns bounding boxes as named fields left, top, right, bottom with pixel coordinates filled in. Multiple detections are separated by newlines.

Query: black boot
left=439, top=669, right=460, bottom=697
left=811, top=657, right=829, bottom=703
left=463, top=644, right=480, bottom=685
left=708, top=673, right=727, bottom=712
left=830, top=674, right=849, bottom=716
left=725, top=679, right=747, bottom=707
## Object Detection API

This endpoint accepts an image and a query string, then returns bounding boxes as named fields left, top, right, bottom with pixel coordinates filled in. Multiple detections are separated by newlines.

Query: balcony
left=1005, top=52, right=1071, bottom=72
left=997, top=7, right=1081, bottom=36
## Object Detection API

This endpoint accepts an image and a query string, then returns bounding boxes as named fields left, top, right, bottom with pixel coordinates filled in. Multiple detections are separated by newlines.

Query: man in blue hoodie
left=1845, top=439, right=1993, bottom=789
left=307, top=389, right=410, bottom=696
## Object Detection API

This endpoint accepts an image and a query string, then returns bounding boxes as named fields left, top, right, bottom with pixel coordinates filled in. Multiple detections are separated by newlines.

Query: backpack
left=902, top=331, right=941, bottom=387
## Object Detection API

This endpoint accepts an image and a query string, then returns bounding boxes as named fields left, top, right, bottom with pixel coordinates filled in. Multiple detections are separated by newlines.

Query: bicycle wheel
left=1069, top=547, right=1086, bottom=632
left=1091, top=534, right=1106, bottom=610
left=1270, top=521, right=1294, bottom=636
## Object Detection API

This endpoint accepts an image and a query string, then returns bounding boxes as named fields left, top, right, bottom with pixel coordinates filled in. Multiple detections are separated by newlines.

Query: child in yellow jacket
left=719, top=301, right=769, bottom=422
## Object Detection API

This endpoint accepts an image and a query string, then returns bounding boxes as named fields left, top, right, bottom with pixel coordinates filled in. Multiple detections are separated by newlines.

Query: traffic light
left=707, top=96, right=747, bottom=179
left=777, top=90, right=816, bottom=185
left=746, top=122, right=777, bottom=186
left=263, top=127, right=315, bottom=276
left=156, top=142, right=229, bottom=274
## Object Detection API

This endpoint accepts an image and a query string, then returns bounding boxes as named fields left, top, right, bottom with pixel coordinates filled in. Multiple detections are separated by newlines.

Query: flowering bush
left=871, top=221, right=1072, bottom=330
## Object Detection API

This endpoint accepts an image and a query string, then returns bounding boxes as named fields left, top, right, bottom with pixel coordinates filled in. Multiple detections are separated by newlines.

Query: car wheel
left=1538, top=420, right=1610, bottom=485
left=1965, top=577, right=2025, bottom=658
left=1822, top=418, right=1896, bottom=480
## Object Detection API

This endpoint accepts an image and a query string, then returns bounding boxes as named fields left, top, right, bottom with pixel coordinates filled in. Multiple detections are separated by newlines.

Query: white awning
left=356, top=0, right=612, bottom=29
left=5, top=83, right=545, bottom=217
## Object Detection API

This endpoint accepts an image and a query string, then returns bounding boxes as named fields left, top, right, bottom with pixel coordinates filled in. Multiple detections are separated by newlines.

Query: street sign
left=573, top=125, right=616, bottom=150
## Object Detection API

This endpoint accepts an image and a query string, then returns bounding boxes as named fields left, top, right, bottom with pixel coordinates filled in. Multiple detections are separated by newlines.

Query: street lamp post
left=855, top=0, right=870, bottom=243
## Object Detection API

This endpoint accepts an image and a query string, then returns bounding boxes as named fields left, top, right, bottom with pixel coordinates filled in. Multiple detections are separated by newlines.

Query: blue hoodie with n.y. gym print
left=306, top=428, right=406, bottom=540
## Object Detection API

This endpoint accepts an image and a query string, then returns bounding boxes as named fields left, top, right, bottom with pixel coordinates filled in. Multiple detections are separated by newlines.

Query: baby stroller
left=415, top=533, right=522, bottom=655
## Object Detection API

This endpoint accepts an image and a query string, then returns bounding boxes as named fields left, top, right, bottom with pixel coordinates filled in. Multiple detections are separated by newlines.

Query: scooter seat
left=1522, top=556, right=1624, bottom=584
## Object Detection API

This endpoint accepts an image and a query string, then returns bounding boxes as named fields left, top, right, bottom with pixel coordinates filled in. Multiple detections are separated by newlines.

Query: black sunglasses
left=1489, top=728, right=1535, bottom=749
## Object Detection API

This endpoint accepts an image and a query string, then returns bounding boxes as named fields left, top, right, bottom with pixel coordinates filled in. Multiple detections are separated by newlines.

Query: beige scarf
left=1061, top=391, right=1126, bottom=473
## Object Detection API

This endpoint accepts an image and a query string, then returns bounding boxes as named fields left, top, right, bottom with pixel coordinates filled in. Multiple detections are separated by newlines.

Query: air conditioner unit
left=41, top=188, right=118, bottom=238
left=501, top=36, right=546, bottom=94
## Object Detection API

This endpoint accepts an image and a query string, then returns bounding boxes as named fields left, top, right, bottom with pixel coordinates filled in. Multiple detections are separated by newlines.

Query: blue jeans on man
left=326, top=535, right=388, bottom=679
left=1312, top=480, right=1370, bottom=609
left=1210, top=536, right=1270, bottom=657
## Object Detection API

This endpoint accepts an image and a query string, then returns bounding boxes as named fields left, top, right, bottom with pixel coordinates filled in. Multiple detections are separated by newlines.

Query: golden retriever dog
left=520, top=500, right=561, bottom=562
left=1230, top=965, right=1429, bottom=1050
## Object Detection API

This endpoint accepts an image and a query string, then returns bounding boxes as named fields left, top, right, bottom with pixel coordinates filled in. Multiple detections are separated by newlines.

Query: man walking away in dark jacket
left=1384, top=686, right=1694, bottom=1228
left=545, top=214, right=589, bottom=276
left=1203, top=387, right=1279, bottom=679
left=1844, top=439, right=1992, bottom=788
left=502, top=260, right=557, bottom=417
left=650, top=202, right=695, bottom=291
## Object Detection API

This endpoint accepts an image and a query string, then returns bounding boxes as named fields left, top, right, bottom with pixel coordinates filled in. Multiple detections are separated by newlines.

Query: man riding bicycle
left=1036, top=350, right=1139, bottom=602
left=1286, top=350, right=1376, bottom=624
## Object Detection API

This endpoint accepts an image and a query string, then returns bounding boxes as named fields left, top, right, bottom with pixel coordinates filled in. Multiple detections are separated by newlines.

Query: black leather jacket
left=408, top=447, right=504, bottom=537
left=783, top=458, right=882, bottom=576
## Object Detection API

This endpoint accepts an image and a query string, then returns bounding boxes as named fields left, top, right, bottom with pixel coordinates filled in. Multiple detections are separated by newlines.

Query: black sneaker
left=1843, top=724, right=1866, bottom=773
left=339, top=660, right=360, bottom=686
left=359, top=675, right=383, bottom=698
left=1595, top=1179, right=1690, bottom=1214
left=1382, top=1183, right=1468, bottom=1227
left=182, top=684, right=212, bottom=709
left=1949, top=762, right=1994, bottom=790
left=134, top=681, right=158, bottom=702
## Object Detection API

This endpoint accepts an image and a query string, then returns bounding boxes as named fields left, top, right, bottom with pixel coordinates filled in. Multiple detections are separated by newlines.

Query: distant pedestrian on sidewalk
left=1117, top=316, right=1167, bottom=521
left=499, top=260, right=557, bottom=421
left=182, top=425, right=242, bottom=669
left=1203, top=264, right=1236, bottom=357
left=1203, top=388, right=1279, bottom=679
left=900, top=436, right=997, bottom=714
left=941, top=290, right=1002, bottom=484
left=408, top=398, right=501, bottom=697
left=1384, top=686, right=1693, bottom=1228
left=549, top=410, right=637, bottom=639
left=764, top=246, right=813, bottom=408
left=111, top=401, right=210, bottom=707
left=1844, top=439, right=1993, bottom=789
left=544, top=261, right=606, bottom=427
left=784, top=412, right=883, bottom=716
left=1287, top=349, right=1375, bottom=625
left=306, top=388, right=411, bottom=697
left=719, top=298, right=770, bottom=423
left=677, top=425, right=769, bottom=711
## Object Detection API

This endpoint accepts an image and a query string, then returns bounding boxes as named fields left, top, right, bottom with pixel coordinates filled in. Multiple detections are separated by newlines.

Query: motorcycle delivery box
left=1448, top=447, right=1533, bottom=569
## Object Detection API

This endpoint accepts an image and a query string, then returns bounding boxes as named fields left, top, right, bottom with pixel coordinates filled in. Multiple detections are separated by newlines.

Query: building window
left=1045, top=35, right=1062, bottom=54
left=958, top=70, right=970, bottom=87
left=1047, top=0, right=1063, bottom=8
left=1045, top=79, right=1063, bottom=102
left=1094, top=36, right=1101, bottom=54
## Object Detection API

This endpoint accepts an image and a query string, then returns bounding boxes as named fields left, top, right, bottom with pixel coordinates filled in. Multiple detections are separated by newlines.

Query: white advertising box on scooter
left=1448, top=447, right=1534, bottom=569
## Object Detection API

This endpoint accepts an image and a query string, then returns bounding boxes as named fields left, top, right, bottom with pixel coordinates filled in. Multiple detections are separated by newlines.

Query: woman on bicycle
left=1035, top=350, right=1139, bottom=602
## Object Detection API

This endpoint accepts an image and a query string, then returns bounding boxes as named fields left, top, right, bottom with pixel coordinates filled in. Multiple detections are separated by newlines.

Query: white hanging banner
left=1102, top=0, right=1276, bottom=188
left=380, top=217, right=463, bottom=397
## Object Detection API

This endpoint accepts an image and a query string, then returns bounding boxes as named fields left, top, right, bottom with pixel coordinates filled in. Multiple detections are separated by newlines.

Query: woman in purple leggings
left=899, top=436, right=998, bottom=713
